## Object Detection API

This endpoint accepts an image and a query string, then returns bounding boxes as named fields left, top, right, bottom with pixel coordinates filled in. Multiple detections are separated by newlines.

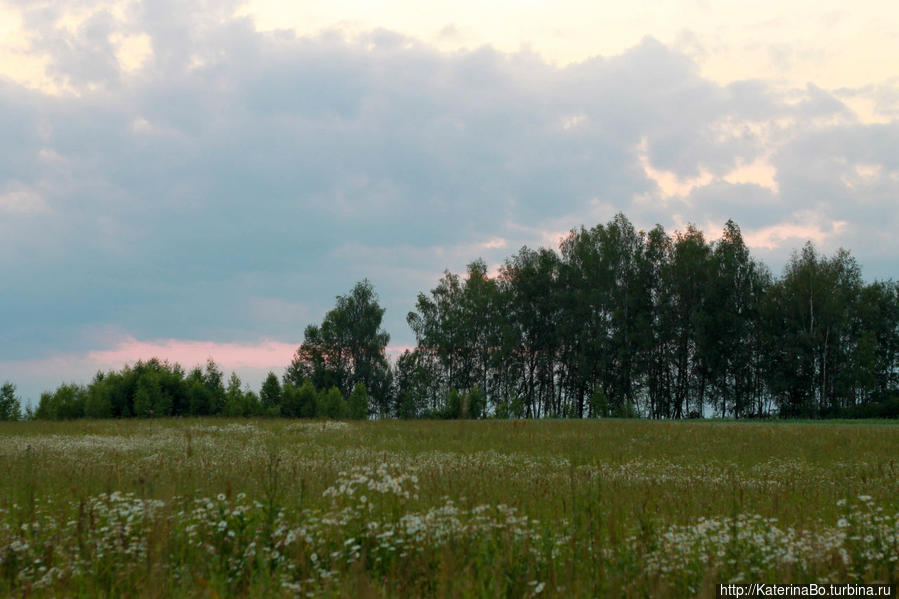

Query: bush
left=318, top=387, right=347, bottom=419
left=35, top=384, right=86, bottom=420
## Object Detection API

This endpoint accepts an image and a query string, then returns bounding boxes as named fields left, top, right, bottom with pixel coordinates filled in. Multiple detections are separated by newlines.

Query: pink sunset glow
left=6, top=338, right=417, bottom=382
left=85, top=337, right=414, bottom=370
left=87, top=337, right=300, bottom=370
left=3, top=338, right=416, bottom=402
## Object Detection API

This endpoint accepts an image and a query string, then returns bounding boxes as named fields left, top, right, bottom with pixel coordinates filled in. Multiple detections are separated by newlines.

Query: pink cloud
left=4, top=337, right=415, bottom=401
left=6, top=337, right=415, bottom=382
left=385, top=344, right=415, bottom=359
left=86, top=337, right=300, bottom=370
left=88, top=337, right=415, bottom=369
left=480, top=238, right=507, bottom=249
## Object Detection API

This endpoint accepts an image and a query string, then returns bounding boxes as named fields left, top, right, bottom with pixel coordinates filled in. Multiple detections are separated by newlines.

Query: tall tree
left=640, top=224, right=674, bottom=419
left=391, top=348, right=437, bottom=418
left=288, top=280, right=392, bottom=411
left=408, top=270, right=466, bottom=396
left=500, top=246, right=561, bottom=418
left=852, top=281, right=899, bottom=407
left=665, top=224, right=713, bottom=418
left=765, top=243, right=864, bottom=416
left=705, top=220, right=769, bottom=417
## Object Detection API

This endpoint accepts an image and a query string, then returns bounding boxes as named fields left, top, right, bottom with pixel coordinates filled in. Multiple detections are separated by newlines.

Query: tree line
left=397, top=216, right=898, bottom=419
left=21, top=359, right=371, bottom=421
left=7, top=213, right=898, bottom=422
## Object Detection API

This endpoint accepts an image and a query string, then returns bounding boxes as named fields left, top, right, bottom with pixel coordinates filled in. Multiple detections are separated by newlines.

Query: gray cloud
left=1, top=2, right=897, bottom=380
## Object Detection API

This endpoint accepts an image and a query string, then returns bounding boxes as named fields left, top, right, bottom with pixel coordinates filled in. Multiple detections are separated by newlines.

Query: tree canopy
left=286, top=279, right=391, bottom=414
left=22, top=213, right=899, bottom=421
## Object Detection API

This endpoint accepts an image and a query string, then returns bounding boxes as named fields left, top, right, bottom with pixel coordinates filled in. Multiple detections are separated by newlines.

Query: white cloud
left=743, top=219, right=849, bottom=251
left=109, top=32, right=152, bottom=71
left=723, top=156, right=779, bottom=193
left=0, top=182, right=47, bottom=214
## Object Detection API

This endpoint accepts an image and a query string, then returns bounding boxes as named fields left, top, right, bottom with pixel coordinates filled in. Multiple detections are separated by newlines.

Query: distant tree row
left=396, top=215, right=899, bottom=419
left=30, top=358, right=371, bottom=421
left=15, top=214, right=899, bottom=421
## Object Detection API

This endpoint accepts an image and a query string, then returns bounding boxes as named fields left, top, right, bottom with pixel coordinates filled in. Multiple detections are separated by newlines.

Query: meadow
left=0, top=418, right=897, bottom=597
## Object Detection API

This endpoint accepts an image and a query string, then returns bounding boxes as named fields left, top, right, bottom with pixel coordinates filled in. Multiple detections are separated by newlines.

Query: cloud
left=0, top=181, right=47, bottom=214
left=722, top=156, right=778, bottom=193
left=1, top=336, right=301, bottom=404
left=743, top=220, right=849, bottom=251
left=0, top=0, right=896, bottom=396
left=85, top=336, right=297, bottom=369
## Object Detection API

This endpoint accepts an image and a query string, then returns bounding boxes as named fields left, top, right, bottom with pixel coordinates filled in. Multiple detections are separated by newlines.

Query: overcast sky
left=2, top=0, right=898, bottom=403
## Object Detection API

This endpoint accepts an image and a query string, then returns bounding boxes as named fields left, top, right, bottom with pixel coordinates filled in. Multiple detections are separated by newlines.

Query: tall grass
left=1, top=419, right=897, bottom=596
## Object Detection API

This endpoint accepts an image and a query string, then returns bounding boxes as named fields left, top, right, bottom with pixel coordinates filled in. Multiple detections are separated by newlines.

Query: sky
left=1, top=0, right=898, bottom=404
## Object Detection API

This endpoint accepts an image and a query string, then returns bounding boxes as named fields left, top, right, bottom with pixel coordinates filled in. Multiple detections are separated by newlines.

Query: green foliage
left=439, top=385, right=487, bottom=420
left=465, top=386, right=486, bottom=419
left=494, top=396, right=525, bottom=419
left=396, top=393, right=417, bottom=419
left=297, top=380, right=319, bottom=418
left=203, top=358, right=226, bottom=414
left=589, top=387, right=610, bottom=418
left=244, top=391, right=262, bottom=416
left=223, top=372, right=246, bottom=417
left=131, top=369, right=174, bottom=418
left=260, top=372, right=282, bottom=414
left=392, top=349, right=434, bottom=419
left=133, top=372, right=161, bottom=417
left=186, top=368, right=212, bottom=416
left=288, top=280, right=392, bottom=410
left=0, top=382, right=21, bottom=421
left=347, top=383, right=369, bottom=420
left=443, top=388, right=462, bottom=419
left=612, top=399, right=640, bottom=419
left=317, top=387, right=347, bottom=419
left=408, top=213, right=899, bottom=420
left=84, top=379, right=112, bottom=418
left=279, top=382, right=299, bottom=417
left=35, top=383, right=86, bottom=420
left=763, top=244, right=874, bottom=418
left=408, top=261, right=505, bottom=416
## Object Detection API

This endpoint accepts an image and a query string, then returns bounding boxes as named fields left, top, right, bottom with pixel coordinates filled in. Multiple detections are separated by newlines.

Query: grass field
left=1, top=418, right=897, bottom=597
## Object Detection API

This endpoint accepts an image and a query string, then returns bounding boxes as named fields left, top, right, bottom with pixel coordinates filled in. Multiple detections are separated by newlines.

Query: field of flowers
left=0, top=418, right=897, bottom=597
